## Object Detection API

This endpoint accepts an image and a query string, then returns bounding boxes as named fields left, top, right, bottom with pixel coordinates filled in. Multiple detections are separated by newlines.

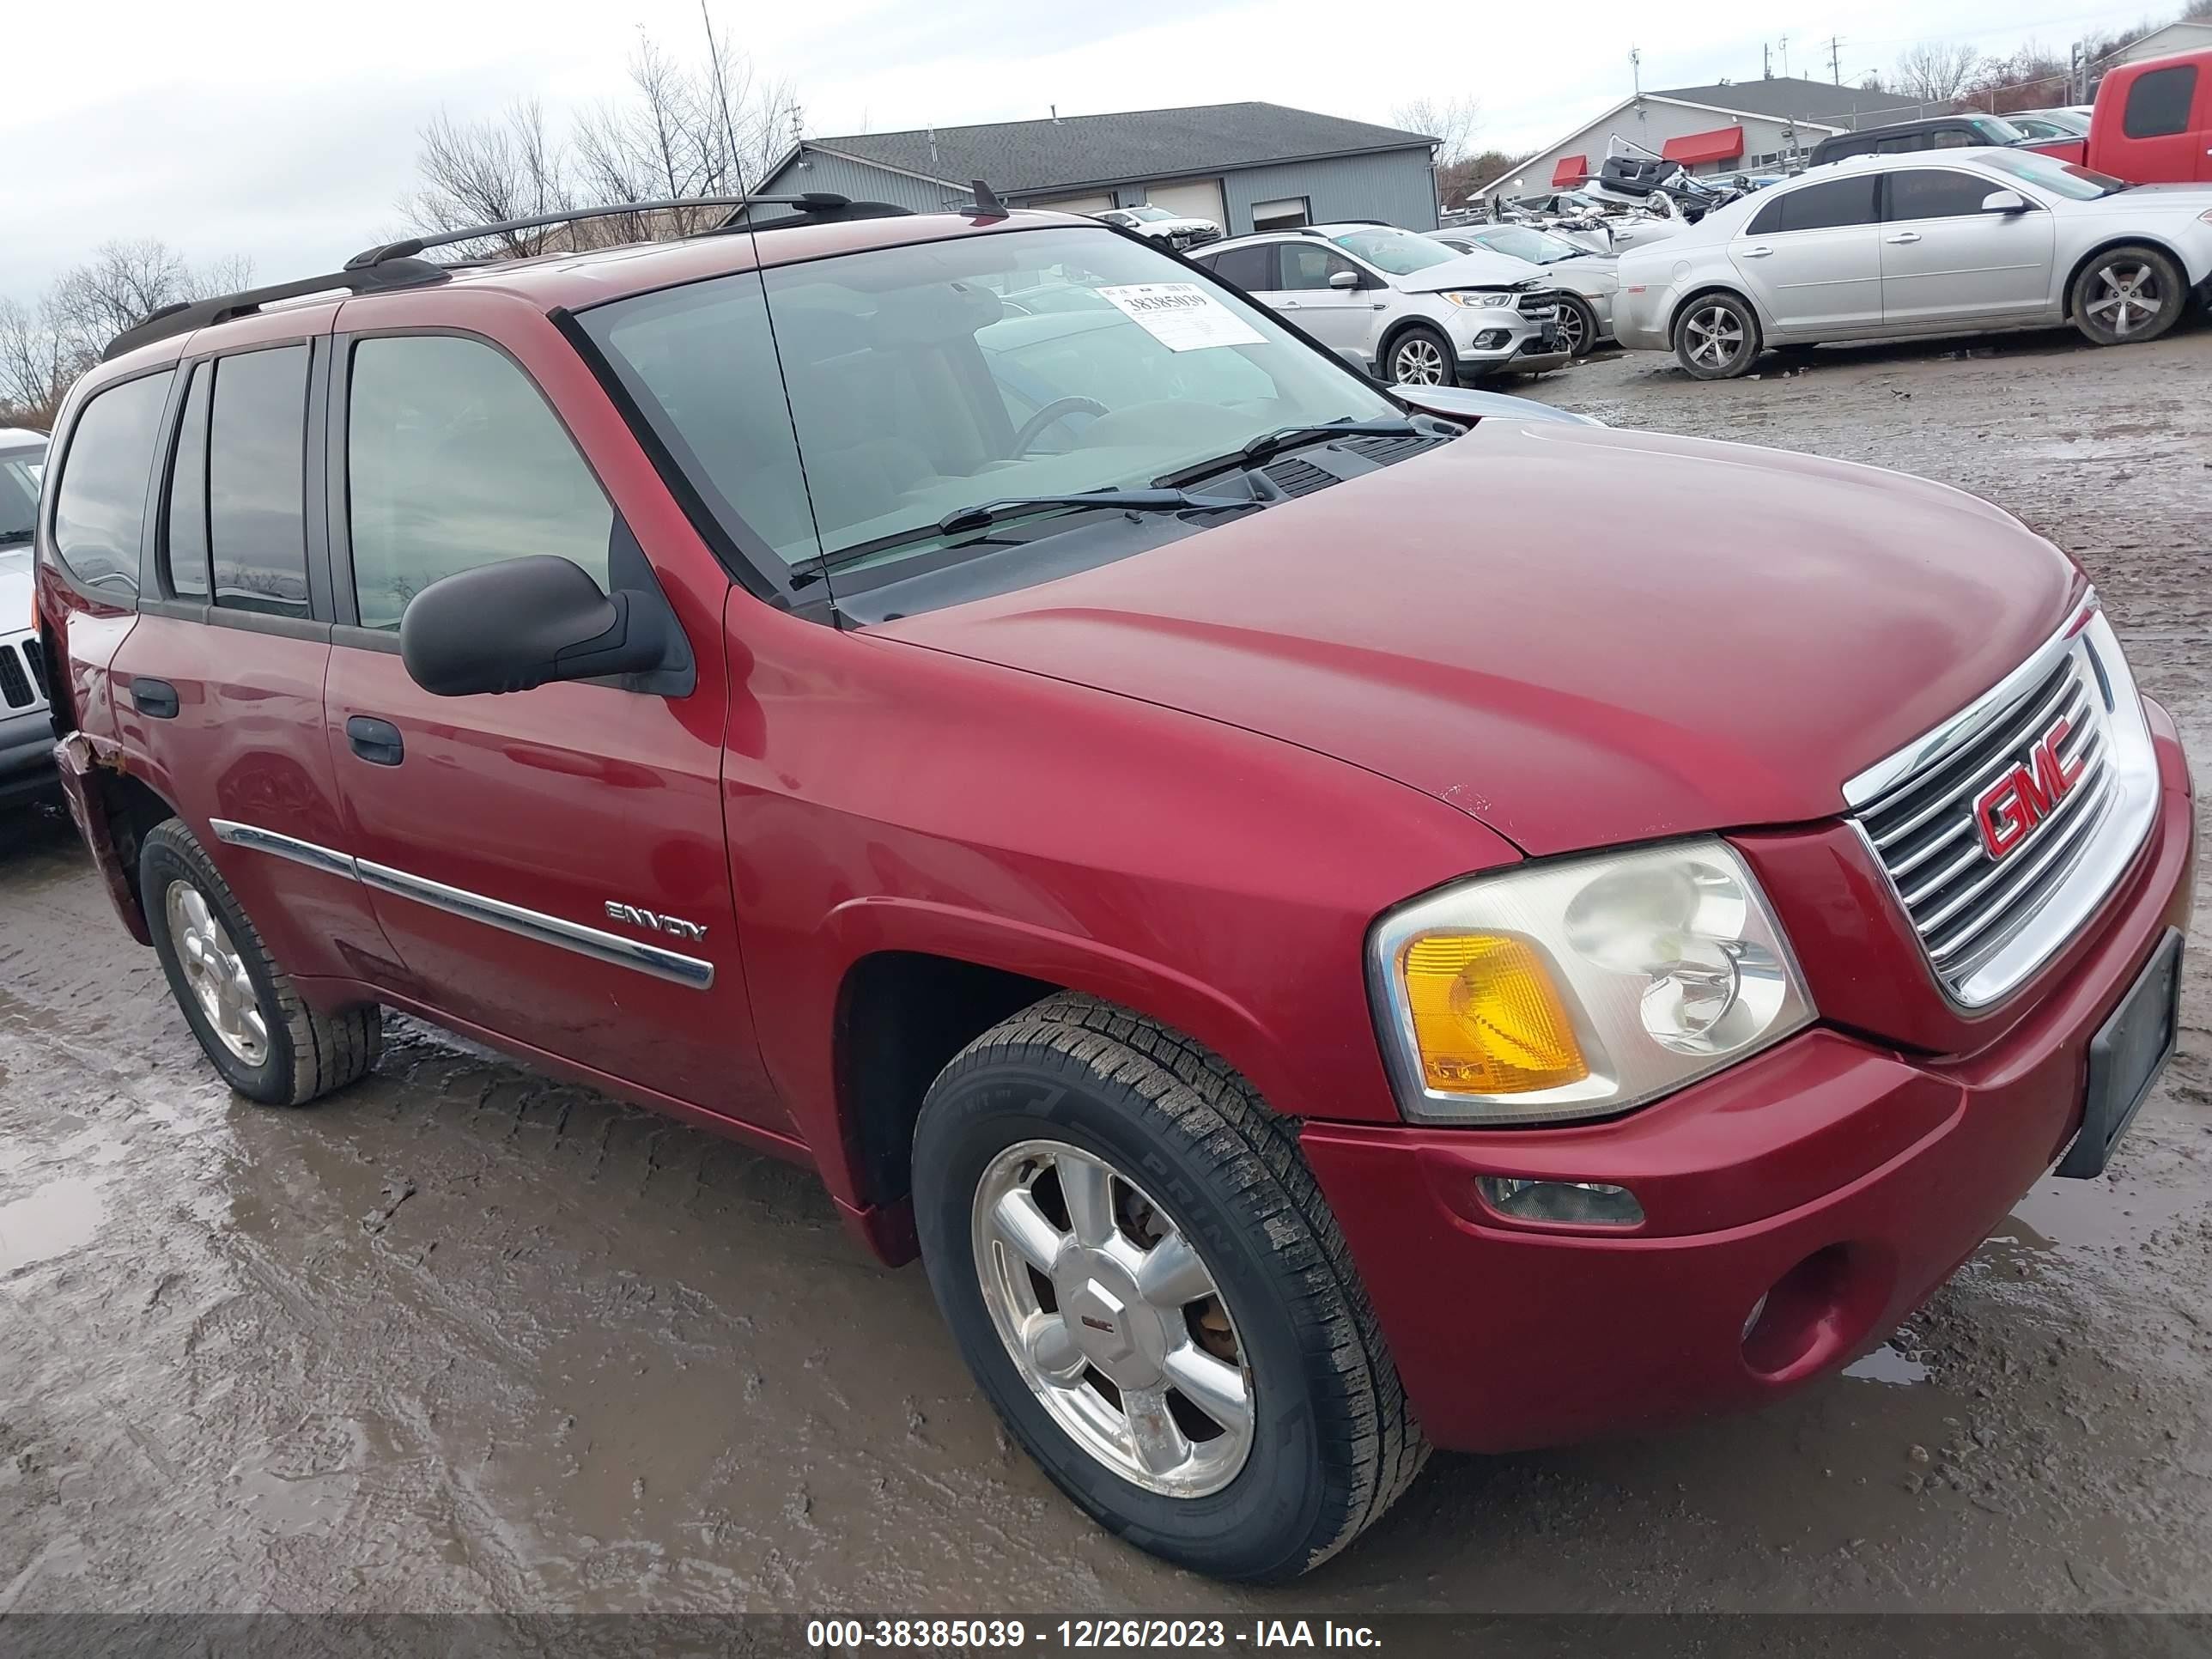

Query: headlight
left=1442, top=289, right=1517, bottom=307
left=1369, top=838, right=1814, bottom=1125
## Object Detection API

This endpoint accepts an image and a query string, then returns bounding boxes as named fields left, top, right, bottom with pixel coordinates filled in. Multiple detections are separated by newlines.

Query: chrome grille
left=1847, top=606, right=2156, bottom=1008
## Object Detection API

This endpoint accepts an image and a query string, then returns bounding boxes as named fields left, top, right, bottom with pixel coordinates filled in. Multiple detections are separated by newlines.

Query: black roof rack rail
left=347, top=192, right=860, bottom=266
left=104, top=191, right=905, bottom=363
left=101, top=257, right=450, bottom=362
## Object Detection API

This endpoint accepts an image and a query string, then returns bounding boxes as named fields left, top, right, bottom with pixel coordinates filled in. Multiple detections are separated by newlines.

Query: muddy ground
left=1, top=324, right=2208, bottom=1616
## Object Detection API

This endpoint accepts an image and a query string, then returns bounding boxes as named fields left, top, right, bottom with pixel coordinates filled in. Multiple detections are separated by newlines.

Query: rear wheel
left=141, top=820, right=381, bottom=1105
left=1384, top=325, right=1455, bottom=386
left=2070, top=245, right=2186, bottom=346
left=912, top=994, right=1427, bottom=1581
left=1674, top=291, right=1761, bottom=379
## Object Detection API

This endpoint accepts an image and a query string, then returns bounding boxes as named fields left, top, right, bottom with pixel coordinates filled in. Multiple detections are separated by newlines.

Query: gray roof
left=805, top=102, right=1436, bottom=192
left=1656, top=76, right=1931, bottom=126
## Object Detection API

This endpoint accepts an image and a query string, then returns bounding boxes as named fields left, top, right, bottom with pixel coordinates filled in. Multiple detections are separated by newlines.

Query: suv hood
left=1395, top=247, right=1549, bottom=293
left=878, top=422, right=2079, bottom=856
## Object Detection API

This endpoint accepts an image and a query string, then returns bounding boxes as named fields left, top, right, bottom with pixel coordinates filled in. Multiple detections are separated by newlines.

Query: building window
left=1251, top=197, right=1310, bottom=232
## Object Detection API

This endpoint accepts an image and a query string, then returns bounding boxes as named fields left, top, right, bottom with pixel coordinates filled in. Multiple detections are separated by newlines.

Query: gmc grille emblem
left=1972, top=715, right=2083, bottom=862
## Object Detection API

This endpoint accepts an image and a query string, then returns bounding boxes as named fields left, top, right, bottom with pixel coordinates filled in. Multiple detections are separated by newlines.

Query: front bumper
left=1449, top=309, right=1571, bottom=376
left=1304, top=704, right=2194, bottom=1455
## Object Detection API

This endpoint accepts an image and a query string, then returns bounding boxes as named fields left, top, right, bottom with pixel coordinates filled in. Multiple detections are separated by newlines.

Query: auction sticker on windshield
left=1097, top=283, right=1266, bottom=352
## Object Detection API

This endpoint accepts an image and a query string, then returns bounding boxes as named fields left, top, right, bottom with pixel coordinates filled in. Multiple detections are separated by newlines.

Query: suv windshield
left=579, top=225, right=1396, bottom=580
left=1327, top=228, right=1458, bottom=276
left=0, top=444, right=44, bottom=546
left=1977, top=148, right=2130, bottom=198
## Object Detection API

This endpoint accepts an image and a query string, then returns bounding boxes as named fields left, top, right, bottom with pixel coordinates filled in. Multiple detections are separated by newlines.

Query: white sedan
left=1612, top=148, right=2212, bottom=380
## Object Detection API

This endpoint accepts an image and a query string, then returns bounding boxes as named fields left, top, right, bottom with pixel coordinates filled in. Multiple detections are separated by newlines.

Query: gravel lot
left=2, top=323, right=2208, bottom=1615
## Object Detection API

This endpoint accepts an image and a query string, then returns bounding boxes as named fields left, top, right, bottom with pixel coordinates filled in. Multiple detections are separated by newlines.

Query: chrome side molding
left=206, top=819, right=714, bottom=989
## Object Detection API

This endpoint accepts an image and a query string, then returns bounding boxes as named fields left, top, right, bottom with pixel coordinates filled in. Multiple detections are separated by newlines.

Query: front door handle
left=346, top=716, right=404, bottom=767
left=1886, top=231, right=1923, bottom=244
left=131, top=678, right=179, bottom=720
left=1279, top=299, right=1301, bottom=308
left=1740, top=245, right=1773, bottom=258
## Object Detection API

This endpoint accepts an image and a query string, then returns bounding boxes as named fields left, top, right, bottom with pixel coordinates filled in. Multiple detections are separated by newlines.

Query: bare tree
left=1892, top=41, right=1984, bottom=106
left=1394, top=96, right=1487, bottom=207
left=2, top=240, right=252, bottom=427
left=401, top=101, right=574, bottom=259
left=1965, top=41, right=2069, bottom=111
left=405, top=24, right=802, bottom=261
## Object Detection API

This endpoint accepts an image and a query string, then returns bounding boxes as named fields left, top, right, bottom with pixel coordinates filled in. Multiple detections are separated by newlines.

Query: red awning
left=1551, top=155, right=1589, bottom=186
left=1660, top=125, right=1746, bottom=165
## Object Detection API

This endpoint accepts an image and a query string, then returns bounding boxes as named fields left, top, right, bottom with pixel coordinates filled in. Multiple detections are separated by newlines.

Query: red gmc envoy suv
left=35, top=194, right=2194, bottom=1582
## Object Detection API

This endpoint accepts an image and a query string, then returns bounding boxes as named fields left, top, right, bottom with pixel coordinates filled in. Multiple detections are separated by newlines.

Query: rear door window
left=52, top=370, right=174, bottom=597
left=2123, top=64, right=2198, bottom=138
left=207, top=346, right=310, bottom=617
left=1749, top=175, right=1880, bottom=234
left=162, top=364, right=212, bottom=600
left=1206, top=243, right=1277, bottom=292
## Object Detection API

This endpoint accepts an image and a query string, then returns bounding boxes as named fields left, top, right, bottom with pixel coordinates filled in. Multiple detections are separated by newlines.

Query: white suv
left=1194, top=223, right=1571, bottom=384
left=0, top=428, right=55, bottom=812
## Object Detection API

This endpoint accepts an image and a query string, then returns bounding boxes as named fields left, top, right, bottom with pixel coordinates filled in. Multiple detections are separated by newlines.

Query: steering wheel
left=1012, top=396, right=1109, bottom=454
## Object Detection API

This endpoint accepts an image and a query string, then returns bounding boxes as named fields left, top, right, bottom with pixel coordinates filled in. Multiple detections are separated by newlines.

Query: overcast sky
left=3, top=0, right=2161, bottom=301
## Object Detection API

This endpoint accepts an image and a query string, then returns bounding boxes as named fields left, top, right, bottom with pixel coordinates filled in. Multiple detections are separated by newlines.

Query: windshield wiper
left=793, top=488, right=1250, bottom=584
left=1153, top=417, right=1420, bottom=488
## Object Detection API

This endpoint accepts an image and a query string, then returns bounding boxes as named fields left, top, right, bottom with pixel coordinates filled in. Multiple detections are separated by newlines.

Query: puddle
left=0, top=1176, right=105, bottom=1274
left=1844, top=1342, right=1933, bottom=1387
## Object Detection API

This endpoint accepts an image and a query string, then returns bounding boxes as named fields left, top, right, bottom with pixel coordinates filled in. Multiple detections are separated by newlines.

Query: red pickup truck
left=35, top=193, right=2195, bottom=1581
left=2034, top=49, right=2212, bottom=179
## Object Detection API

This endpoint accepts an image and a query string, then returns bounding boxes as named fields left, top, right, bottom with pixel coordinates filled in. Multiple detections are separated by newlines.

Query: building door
left=1030, top=191, right=1116, bottom=215
left=1250, top=198, right=1311, bottom=232
left=1146, top=179, right=1226, bottom=225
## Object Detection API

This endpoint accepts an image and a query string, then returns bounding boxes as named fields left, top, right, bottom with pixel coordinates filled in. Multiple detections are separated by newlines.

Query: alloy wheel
left=165, top=878, right=268, bottom=1065
left=972, top=1139, right=1255, bottom=1497
left=1391, top=337, right=1447, bottom=385
left=1684, top=304, right=1745, bottom=370
left=2087, top=260, right=2161, bottom=338
left=1555, top=302, right=1588, bottom=355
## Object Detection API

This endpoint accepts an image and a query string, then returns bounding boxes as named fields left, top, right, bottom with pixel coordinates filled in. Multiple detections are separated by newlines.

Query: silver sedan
left=1611, top=148, right=2212, bottom=380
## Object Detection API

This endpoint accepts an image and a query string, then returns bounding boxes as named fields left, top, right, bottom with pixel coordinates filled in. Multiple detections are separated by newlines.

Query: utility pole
left=1763, top=41, right=1771, bottom=79
left=1828, top=35, right=1844, bottom=84
left=1778, top=33, right=1790, bottom=78
left=1630, top=45, right=1643, bottom=98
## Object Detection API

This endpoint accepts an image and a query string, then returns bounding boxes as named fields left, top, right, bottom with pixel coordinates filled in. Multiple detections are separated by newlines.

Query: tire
left=912, top=994, right=1427, bottom=1582
left=2070, top=245, right=2187, bottom=347
left=1674, top=291, right=1761, bottom=380
left=1383, top=325, right=1456, bottom=387
left=1552, top=293, right=1601, bottom=358
left=141, top=819, right=381, bottom=1106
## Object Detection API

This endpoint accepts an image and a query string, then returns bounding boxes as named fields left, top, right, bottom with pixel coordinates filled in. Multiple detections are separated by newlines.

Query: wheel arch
left=54, top=741, right=179, bottom=946
left=1374, top=314, right=1454, bottom=381
left=2061, top=236, right=2192, bottom=319
left=1668, top=283, right=1765, bottom=344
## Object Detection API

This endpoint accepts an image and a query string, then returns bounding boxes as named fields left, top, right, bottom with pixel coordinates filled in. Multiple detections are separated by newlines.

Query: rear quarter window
left=51, top=370, right=174, bottom=599
left=2123, top=65, right=2198, bottom=139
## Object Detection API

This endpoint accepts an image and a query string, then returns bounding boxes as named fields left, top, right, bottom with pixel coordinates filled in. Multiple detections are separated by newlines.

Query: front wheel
left=1552, top=293, right=1601, bottom=357
left=1384, top=325, right=1455, bottom=386
left=1674, top=292, right=1761, bottom=379
left=2071, top=246, right=2187, bottom=346
left=912, top=994, right=1427, bottom=1581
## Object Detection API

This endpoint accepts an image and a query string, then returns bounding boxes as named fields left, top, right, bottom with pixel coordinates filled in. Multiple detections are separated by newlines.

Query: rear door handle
left=1886, top=231, right=1923, bottom=244
left=346, top=715, right=404, bottom=767
left=1740, top=245, right=1773, bottom=258
left=130, top=678, right=179, bottom=720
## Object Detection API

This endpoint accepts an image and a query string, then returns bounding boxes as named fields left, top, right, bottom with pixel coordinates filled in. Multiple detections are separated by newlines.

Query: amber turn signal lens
left=1401, top=934, right=1588, bottom=1095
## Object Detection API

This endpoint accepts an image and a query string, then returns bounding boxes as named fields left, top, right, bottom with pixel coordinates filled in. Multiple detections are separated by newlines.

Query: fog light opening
left=1741, top=1243, right=1887, bottom=1382
left=1475, top=1176, right=1644, bottom=1228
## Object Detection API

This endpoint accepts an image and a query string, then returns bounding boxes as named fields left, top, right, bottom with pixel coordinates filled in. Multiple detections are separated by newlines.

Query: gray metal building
left=752, top=103, right=1443, bottom=235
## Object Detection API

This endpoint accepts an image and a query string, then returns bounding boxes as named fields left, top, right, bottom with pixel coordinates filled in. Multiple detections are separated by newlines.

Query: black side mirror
left=400, top=556, right=690, bottom=698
